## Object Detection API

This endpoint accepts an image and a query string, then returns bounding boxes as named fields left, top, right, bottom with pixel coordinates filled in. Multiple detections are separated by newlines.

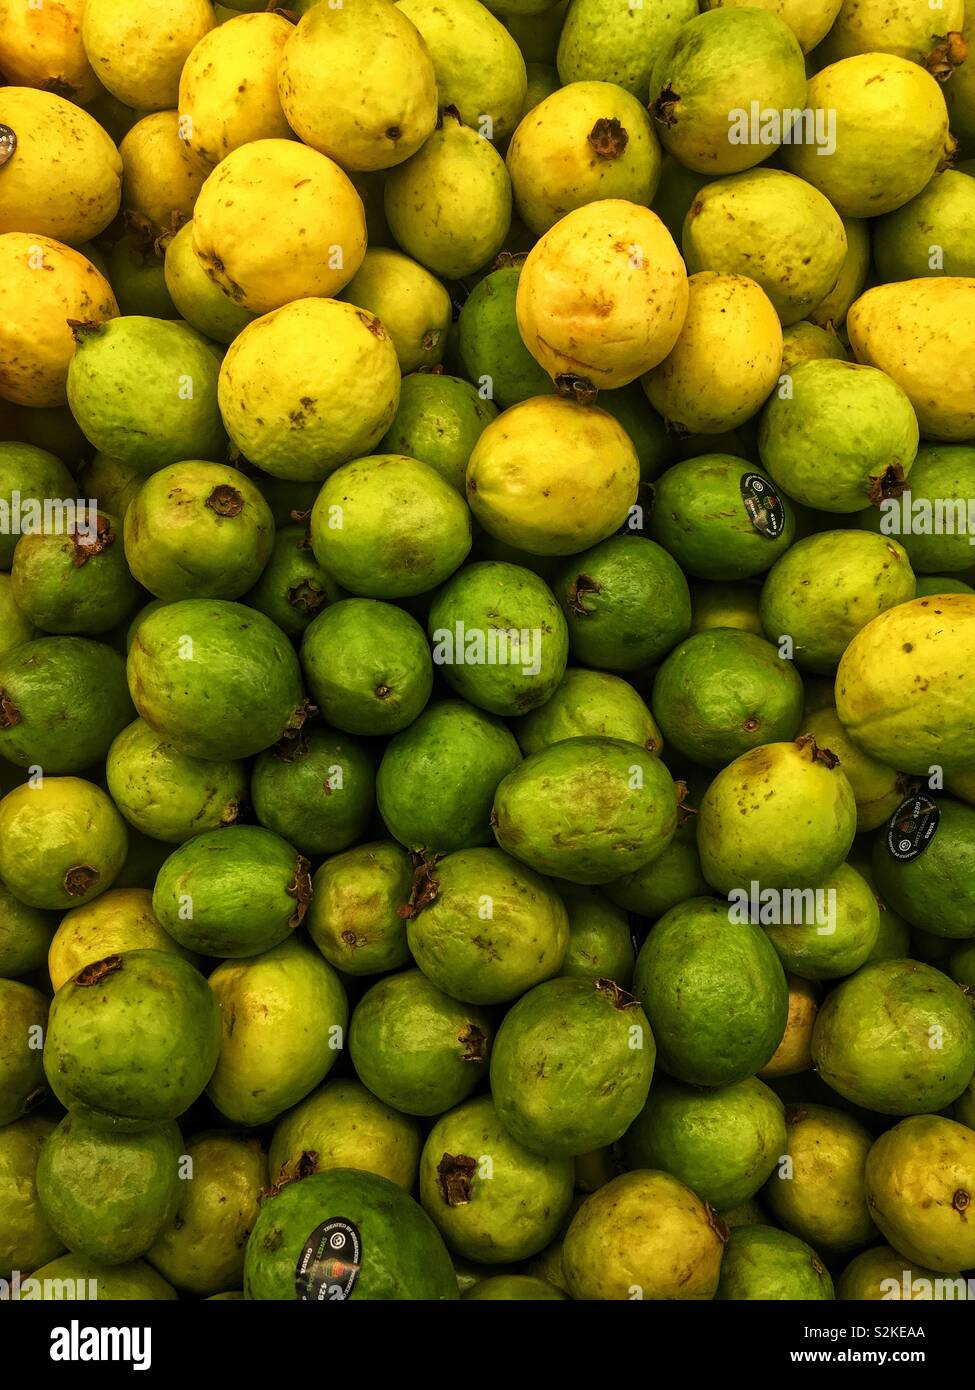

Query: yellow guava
left=0, top=0, right=99, bottom=102
left=120, top=112, right=208, bottom=239
left=81, top=0, right=215, bottom=111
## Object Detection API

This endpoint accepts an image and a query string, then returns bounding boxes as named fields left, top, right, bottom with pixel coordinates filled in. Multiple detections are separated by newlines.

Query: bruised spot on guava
left=64, top=865, right=99, bottom=897
left=566, top=573, right=601, bottom=616
left=74, top=953, right=123, bottom=987
left=70, top=514, right=113, bottom=567
left=953, top=1188, right=971, bottom=1213
left=596, top=978, right=638, bottom=1010
left=206, top=485, right=244, bottom=518
left=0, top=690, right=21, bottom=728
left=357, top=310, right=386, bottom=339
left=0, top=124, right=17, bottom=166
left=286, top=855, right=313, bottom=928
left=705, top=1203, right=730, bottom=1244
left=867, top=463, right=909, bottom=505
left=437, top=1152, right=476, bottom=1207
left=263, top=1150, right=319, bottom=1201
left=397, top=853, right=442, bottom=918
left=652, top=87, right=680, bottom=128
left=795, top=732, right=840, bottom=769
left=458, top=1024, right=488, bottom=1064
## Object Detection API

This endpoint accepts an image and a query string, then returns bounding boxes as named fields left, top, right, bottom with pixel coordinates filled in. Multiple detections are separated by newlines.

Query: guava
left=554, top=535, right=691, bottom=672
left=490, top=976, right=654, bottom=1156
left=0, top=979, right=48, bottom=1126
left=0, top=0, right=98, bottom=99
left=649, top=456, right=796, bottom=581
left=812, top=959, right=975, bottom=1115
left=872, top=797, right=975, bottom=939
left=757, top=975, right=818, bottom=1080
left=716, top=1225, right=833, bottom=1300
left=857, top=446, right=975, bottom=575
left=950, top=942, right=975, bottom=991
left=463, top=1274, right=567, bottom=1299
left=404, top=846, right=569, bottom=1004
left=245, top=524, right=346, bottom=640
left=560, top=885, right=635, bottom=987
left=207, top=937, right=348, bottom=1127
left=0, top=776, right=127, bottom=910
left=697, top=737, right=858, bottom=893
left=340, top=247, right=451, bottom=373
left=874, top=172, right=975, bottom=283
left=701, top=0, right=842, bottom=52
left=945, top=7, right=975, bottom=140
left=306, top=841, right=413, bottom=977
left=466, top=396, right=640, bottom=556
left=633, top=897, right=788, bottom=1086
left=599, top=382, right=678, bottom=483
left=780, top=322, right=847, bottom=373
left=268, top=1079, right=422, bottom=1193
left=146, top=1132, right=268, bottom=1296
left=690, top=582, right=763, bottom=637
left=605, top=824, right=710, bottom=922
left=651, top=629, right=803, bottom=768
left=118, top=111, right=207, bottom=238
left=0, top=885, right=55, bottom=981
left=809, top=217, right=870, bottom=331
left=763, top=1103, right=876, bottom=1255
left=556, top=0, right=698, bottom=98
left=802, top=708, right=906, bottom=833
left=66, top=318, right=226, bottom=475
left=250, top=724, right=375, bottom=859
left=492, top=735, right=679, bottom=885
left=562, top=1171, right=725, bottom=1301
left=377, top=699, right=521, bottom=854
left=0, top=1116, right=63, bottom=1277
left=81, top=0, right=213, bottom=109
left=301, top=598, right=433, bottom=736
left=35, top=1109, right=181, bottom=1265
left=77, top=453, right=145, bottom=532
left=127, top=598, right=306, bottom=761
left=105, top=236, right=175, bottom=319
left=0, top=443, right=75, bottom=570
left=624, top=1076, right=786, bottom=1211
left=380, top=373, right=498, bottom=494
left=0, top=574, right=36, bottom=657
left=836, top=1245, right=962, bottom=1301
left=914, top=576, right=975, bottom=597
left=44, top=950, right=219, bottom=1121
left=682, top=169, right=848, bottom=326
left=163, top=222, right=256, bottom=345
left=0, top=637, right=133, bottom=774
left=457, top=261, right=552, bottom=409
left=761, top=862, right=881, bottom=981
left=22, top=1254, right=177, bottom=1301
left=348, top=969, right=492, bottom=1118
left=244, top=1167, right=457, bottom=1301
left=11, top=510, right=140, bottom=636
left=48, top=887, right=195, bottom=993
left=865, top=1117, right=975, bottom=1274
left=515, top=667, right=662, bottom=756
left=817, top=0, right=966, bottom=71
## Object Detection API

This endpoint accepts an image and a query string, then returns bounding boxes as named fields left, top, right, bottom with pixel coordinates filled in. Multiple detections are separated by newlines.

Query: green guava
left=427, top=561, right=568, bottom=716
left=649, top=456, right=796, bottom=581
left=599, top=381, right=678, bottom=483
left=556, top=0, right=698, bottom=97
left=554, top=535, right=691, bottom=671
left=0, top=573, right=36, bottom=657
left=300, top=598, right=433, bottom=735
left=127, top=598, right=306, bottom=760
left=761, top=862, right=881, bottom=981
left=915, top=576, right=975, bottom=597
left=457, top=260, right=552, bottom=410
left=605, top=820, right=709, bottom=921
left=950, top=941, right=975, bottom=990
left=35, top=1109, right=181, bottom=1265
left=0, top=1116, right=63, bottom=1277
left=146, top=1132, right=268, bottom=1296
left=719, top=1199, right=768, bottom=1232
left=0, top=442, right=75, bottom=569
left=44, top=950, right=219, bottom=1121
left=763, top=1103, right=876, bottom=1254
left=348, top=969, right=492, bottom=1118
left=340, top=246, right=451, bottom=372
left=207, top=938, right=348, bottom=1127
left=514, top=667, right=663, bottom=756
left=22, top=1254, right=177, bottom=1300
left=463, top=1274, right=567, bottom=1299
left=633, top=896, right=788, bottom=1086
left=802, top=708, right=906, bottom=832
left=76, top=454, right=143, bottom=535
left=107, top=234, right=177, bottom=318
left=716, top=1225, right=833, bottom=1300
left=0, top=885, right=55, bottom=980
left=490, top=976, right=654, bottom=1156
left=624, top=1075, right=786, bottom=1210
left=380, top=373, right=498, bottom=494
left=164, top=221, right=256, bottom=345
left=245, top=1167, right=458, bottom=1300
left=492, top=735, right=679, bottom=884
left=874, top=171, right=975, bottom=282
left=811, top=959, right=975, bottom=1115
left=404, top=845, right=569, bottom=1004
left=250, top=724, right=375, bottom=858
left=562, top=1170, right=726, bottom=1300
left=871, top=797, right=975, bottom=940
left=836, top=1245, right=960, bottom=1301
left=306, top=841, right=412, bottom=977
left=268, top=1078, right=422, bottom=1192
left=0, top=979, right=48, bottom=1126
left=244, top=524, right=346, bottom=640
left=377, top=699, right=522, bottom=854
left=47, top=887, right=195, bottom=992
left=0, top=637, right=133, bottom=773
left=865, top=1117, right=975, bottom=1274
left=252, top=478, right=322, bottom=530
left=689, top=581, right=763, bottom=637
left=66, top=317, right=227, bottom=474
left=11, top=510, right=141, bottom=635
left=0, top=776, right=127, bottom=910
left=560, top=885, right=635, bottom=987
left=857, top=448, right=975, bottom=574
left=106, top=718, right=247, bottom=844
left=780, top=322, right=848, bottom=373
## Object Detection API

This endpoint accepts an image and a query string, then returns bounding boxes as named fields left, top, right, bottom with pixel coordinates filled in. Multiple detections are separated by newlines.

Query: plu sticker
left=295, top=1218, right=361, bottom=1302
left=885, top=794, right=940, bottom=863
left=740, top=474, right=786, bottom=539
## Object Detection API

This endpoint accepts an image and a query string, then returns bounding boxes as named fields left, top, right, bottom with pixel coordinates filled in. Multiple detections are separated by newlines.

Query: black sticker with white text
left=740, top=473, right=786, bottom=538
left=885, top=794, right=940, bottom=863
left=295, top=1218, right=360, bottom=1302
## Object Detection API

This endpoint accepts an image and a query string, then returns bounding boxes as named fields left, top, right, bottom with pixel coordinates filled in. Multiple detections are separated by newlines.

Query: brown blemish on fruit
left=867, top=463, right=909, bottom=505
left=0, top=691, right=21, bottom=728
left=262, top=1150, right=318, bottom=1199
left=0, top=124, right=16, bottom=166
left=437, top=1153, right=477, bottom=1206
left=397, top=852, right=442, bottom=918
left=795, top=732, right=840, bottom=769
left=652, top=87, right=679, bottom=127
left=286, top=855, right=313, bottom=927
left=705, top=1203, right=731, bottom=1244
left=589, top=117, right=628, bottom=159
left=596, top=978, right=638, bottom=1010
left=952, top=1188, right=971, bottom=1213
left=554, top=373, right=599, bottom=405
left=206, top=485, right=243, bottom=517
left=75, top=954, right=122, bottom=986
left=566, top=573, right=601, bottom=616
left=64, top=865, right=99, bottom=897
left=926, top=32, right=967, bottom=81
left=458, top=1024, right=487, bottom=1063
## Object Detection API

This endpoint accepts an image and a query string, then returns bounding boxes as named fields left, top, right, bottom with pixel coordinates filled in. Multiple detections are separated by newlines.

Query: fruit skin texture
left=757, top=974, right=818, bottom=1080
left=762, top=862, right=881, bottom=981
left=464, top=1274, right=566, bottom=1300
left=506, top=80, right=661, bottom=237
left=556, top=0, right=698, bottom=98
left=218, top=299, right=400, bottom=481
left=811, top=959, right=975, bottom=1115
left=562, top=1170, right=725, bottom=1301
left=0, top=979, right=48, bottom=1126
left=278, top=0, right=437, bottom=171
left=0, top=88, right=121, bottom=244
left=118, top=113, right=207, bottom=238
left=836, top=1244, right=958, bottom=1301
left=874, top=172, right=975, bottom=282
left=846, top=279, right=975, bottom=443
left=716, top=1224, right=833, bottom=1300
left=44, top=950, right=219, bottom=1121
left=106, top=720, right=247, bottom=846
left=872, top=799, right=975, bottom=939
left=82, top=0, right=214, bottom=109
left=192, top=140, right=366, bottom=315
left=164, top=221, right=256, bottom=346
left=800, top=710, right=909, bottom=834
left=207, top=937, right=348, bottom=1128
left=246, top=524, right=345, bottom=640
left=492, top=735, right=679, bottom=885
left=244, top=1168, right=457, bottom=1301
left=816, top=0, right=965, bottom=66
left=250, top=724, right=375, bottom=859
left=419, top=1096, right=574, bottom=1262
left=380, top=373, right=497, bottom=494
left=865, top=1117, right=975, bottom=1275
left=780, top=322, right=846, bottom=373
left=306, top=841, right=412, bottom=978
left=11, top=508, right=140, bottom=637
left=126, top=599, right=305, bottom=762
left=561, top=885, right=635, bottom=986
left=0, top=234, right=118, bottom=408
left=340, top=248, right=451, bottom=374
left=763, top=1104, right=877, bottom=1255
left=0, top=885, right=54, bottom=981
left=633, top=897, right=789, bottom=1087
left=516, top=200, right=688, bottom=389
left=784, top=55, right=950, bottom=219
left=0, top=777, right=127, bottom=911
left=858, top=445, right=975, bottom=574
left=644, top=272, right=783, bottom=434
left=490, top=976, right=654, bottom=1157
left=457, top=263, right=552, bottom=409
left=20, top=1253, right=177, bottom=1301
left=269, top=1079, right=421, bottom=1192
left=47, top=888, right=195, bottom=993
left=466, top=396, right=639, bottom=556
left=0, top=1115, right=64, bottom=1277
left=515, top=666, right=661, bottom=756
left=0, top=444, right=74, bottom=570
left=700, top=0, right=842, bottom=54
left=835, top=595, right=975, bottom=777
left=0, top=0, right=99, bottom=102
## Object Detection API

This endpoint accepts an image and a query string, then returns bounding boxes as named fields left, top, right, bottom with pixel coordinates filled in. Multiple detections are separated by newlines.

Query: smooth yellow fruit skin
left=835, top=595, right=975, bottom=777
left=808, top=218, right=870, bottom=330
left=466, top=396, right=639, bottom=556
left=816, top=0, right=965, bottom=66
left=0, top=234, right=118, bottom=407
left=339, top=248, right=451, bottom=373
left=0, top=87, right=121, bottom=244
left=516, top=200, right=688, bottom=389
left=784, top=55, right=951, bottom=218
left=120, top=112, right=208, bottom=239
left=48, top=888, right=196, bottom=993
left=81, top=0, right=215, bottom=112
left=700, top=0, right=842, bottom=53
left=847, top=278, right=975, bottom=442
left=643, top=272, right=782, bottom=434
left=0, top=0, right=99, bottom=102
left=278, top=0, right=438, bottom=172
left=178, top=12, right=293, bottom=170
left=507, top=80, right=662, bottom=237
left=865, top=1117, right=975, bottom=1275
left=218, top=298, right=402, bottom=482
left=192, top=139, right=366, bottom=315
left=164, top=222, right=256, bottom=346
